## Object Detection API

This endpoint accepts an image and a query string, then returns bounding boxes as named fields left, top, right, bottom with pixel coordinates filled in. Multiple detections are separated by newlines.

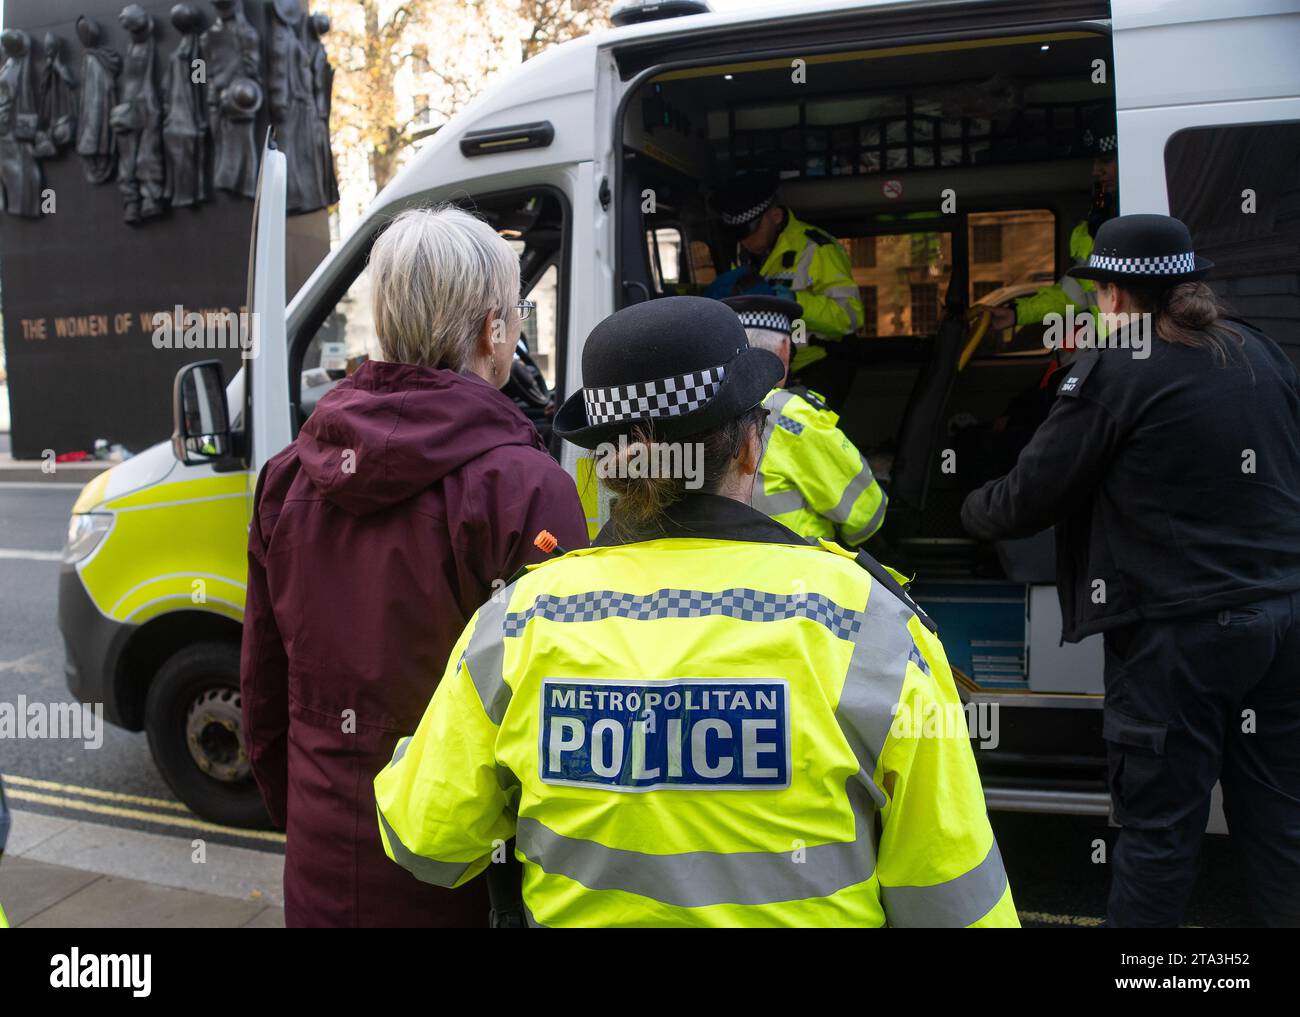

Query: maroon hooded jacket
left=240, top=360, right=588, bottom=927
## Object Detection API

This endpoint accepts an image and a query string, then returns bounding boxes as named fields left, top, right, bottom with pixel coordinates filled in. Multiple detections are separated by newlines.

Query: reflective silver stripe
left=827, top=463, right=876, bottom=525
left=765, top=389, right=797, bottom=415
left=515, top=780, right=878, bottom=908
left=834, top=584, right=917, bottom=808
left=760, top=390, right=796, bottom=456
left=824, top=285, right=862, bottom=331
left=792, top=242, right=818, bottom=289
left=390, top=735, right=412, bottom=766
left=881, top=839, right=1009, bottom=928
left=465, top=597, right=512, bottom=725
left=841, top=492, right=888, bottom=546
left=754, top=391, right=808, bottom=520
left=1060, top=273, right=1097, bottom=311
left=377, top=806, right=473, bottom=888
left=752, top=477, right=807, bottom=517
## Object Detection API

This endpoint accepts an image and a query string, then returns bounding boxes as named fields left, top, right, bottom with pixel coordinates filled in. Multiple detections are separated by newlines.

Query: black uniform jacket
left=961, top=320, right=1300, bottom=641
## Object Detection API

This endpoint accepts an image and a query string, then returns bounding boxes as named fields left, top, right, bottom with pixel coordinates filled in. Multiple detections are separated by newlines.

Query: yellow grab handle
left=958, top=307, right=992, bottom=371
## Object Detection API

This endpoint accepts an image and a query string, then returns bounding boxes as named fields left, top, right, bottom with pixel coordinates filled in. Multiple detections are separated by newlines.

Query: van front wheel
left=144, top=642, right=273, bottom=830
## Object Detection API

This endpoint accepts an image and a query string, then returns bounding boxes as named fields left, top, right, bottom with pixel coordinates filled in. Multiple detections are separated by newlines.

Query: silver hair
left=368, top=205, right=519, bottom=370
left=744, top=326, right=789, bottom=355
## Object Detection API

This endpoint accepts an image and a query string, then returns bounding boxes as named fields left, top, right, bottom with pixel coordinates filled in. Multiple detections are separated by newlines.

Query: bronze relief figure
left=162, top=2, right=209, bottom=208
left=0, top=28, right=44, bottom=217
left=75, top=16, right=121, bottom=185
left=306, top=12, right=338, bottom=208
left=268, top=0, right=325, bottom=213
left=37, top=32, right=79, bottom=160
left=202, top=0, right=262, bottom=199
left=113, top=4, right=166, bottom=223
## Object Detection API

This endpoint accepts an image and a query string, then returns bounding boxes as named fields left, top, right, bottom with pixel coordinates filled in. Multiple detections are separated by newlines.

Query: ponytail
left=595, top=407, right=766, bottom=540
left=1122, top=281, right=1245, bottom=365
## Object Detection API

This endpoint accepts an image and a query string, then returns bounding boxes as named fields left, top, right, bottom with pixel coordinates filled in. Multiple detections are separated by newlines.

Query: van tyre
left=144, top=642, right=273, bottom=830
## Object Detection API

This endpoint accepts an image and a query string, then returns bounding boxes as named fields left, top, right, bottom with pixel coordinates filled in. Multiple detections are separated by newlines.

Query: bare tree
left=517, top=0, right=611, bottom=61
left=320, top=0, right=612, bottom=195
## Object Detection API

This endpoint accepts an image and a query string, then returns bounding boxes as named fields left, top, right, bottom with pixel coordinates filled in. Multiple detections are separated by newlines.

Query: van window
left=1165, top=122, right=1300, bottom=353
left=296, top=187, right=569, bottom=429
left=967, top=209, right=1057, bottom=358
left=521, top=262, right=560, bottom=389
left=646, top=227, right=683, bottom=289
left=840, top=229, right=950, bottom=338
left=303, top=264, right=379, bottom=371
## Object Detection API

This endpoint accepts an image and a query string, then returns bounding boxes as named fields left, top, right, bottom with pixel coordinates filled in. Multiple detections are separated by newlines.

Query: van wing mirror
left=172, top=360, right=232, bottom=465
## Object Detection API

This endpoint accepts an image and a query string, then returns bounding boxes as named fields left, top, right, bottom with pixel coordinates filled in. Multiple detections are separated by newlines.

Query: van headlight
left=63, top=513, right=113, bottom=564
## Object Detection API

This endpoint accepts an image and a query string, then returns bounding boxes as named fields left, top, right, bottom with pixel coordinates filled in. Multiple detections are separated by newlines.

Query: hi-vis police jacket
left=1013, top=220, right=1098, bottom=325
left=375, top=495, right=1016, bottom=928
left=756, top=386, right=887, bottom=547
left=757, top=211, right=864, bottom=374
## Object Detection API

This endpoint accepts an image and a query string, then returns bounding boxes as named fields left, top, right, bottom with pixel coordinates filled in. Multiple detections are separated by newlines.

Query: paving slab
left=19, top=814, right=285, bottom=907
left=20, top=874, right=272, bottom=928
left=0, top=856, right=101, bottom=927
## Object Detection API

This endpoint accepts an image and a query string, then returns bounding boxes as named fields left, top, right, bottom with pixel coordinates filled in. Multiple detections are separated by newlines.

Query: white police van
left=65, top=0, right=1300, bottom=825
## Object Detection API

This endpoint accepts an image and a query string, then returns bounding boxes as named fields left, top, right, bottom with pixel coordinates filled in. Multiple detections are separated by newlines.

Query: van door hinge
left=599, top=176, right=611, bottom=211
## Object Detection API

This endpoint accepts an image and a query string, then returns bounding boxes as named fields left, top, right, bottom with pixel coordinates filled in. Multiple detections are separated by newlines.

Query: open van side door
left=246, top=137, right=292, bottom=474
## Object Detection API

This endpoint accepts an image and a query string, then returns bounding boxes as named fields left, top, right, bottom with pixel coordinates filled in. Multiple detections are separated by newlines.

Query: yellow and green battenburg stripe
left=374, top=537, right=1017, bottom=928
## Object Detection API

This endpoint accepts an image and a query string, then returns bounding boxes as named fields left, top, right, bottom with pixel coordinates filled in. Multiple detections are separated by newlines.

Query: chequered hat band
left=1086, top=251, right=1197, bottom=275
left=738, top=310, right=793, bottom=333
left=582, top=365, right=726, bottom=426
left=721, top=195, right=774, bottom=226
left=1098, top=134, right=1117, bottom=153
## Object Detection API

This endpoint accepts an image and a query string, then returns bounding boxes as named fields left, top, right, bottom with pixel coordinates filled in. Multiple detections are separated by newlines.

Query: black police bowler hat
left=722, top=294, right=805, bottom=336
left=1067, top=213, right=1212, bottom=284
left=1081, top=106, right=1118, bottom=157
left=553, top=296, right=785, bottom=449
left=715, top=172, right=780, bottom=229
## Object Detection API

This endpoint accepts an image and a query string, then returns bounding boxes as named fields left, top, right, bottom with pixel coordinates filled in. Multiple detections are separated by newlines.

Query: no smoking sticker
left=883, top=178, right=903, bottom=199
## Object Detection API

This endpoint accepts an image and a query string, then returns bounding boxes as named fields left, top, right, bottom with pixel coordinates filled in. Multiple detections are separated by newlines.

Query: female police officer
left=962, top=214, right=1300, bottom=928
left=374, top=296, right=1016, bottom=927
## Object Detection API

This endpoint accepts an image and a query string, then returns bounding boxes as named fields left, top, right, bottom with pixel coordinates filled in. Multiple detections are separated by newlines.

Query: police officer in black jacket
left=962, top=214, right=1300, bottom=928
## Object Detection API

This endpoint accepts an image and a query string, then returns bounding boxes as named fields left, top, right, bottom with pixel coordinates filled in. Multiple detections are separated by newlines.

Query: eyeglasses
left=515, top=300, right=535, bottom=321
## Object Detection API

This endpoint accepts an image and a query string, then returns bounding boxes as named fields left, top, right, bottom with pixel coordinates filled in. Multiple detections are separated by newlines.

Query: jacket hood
left=297, top=359, right=546, bottom=515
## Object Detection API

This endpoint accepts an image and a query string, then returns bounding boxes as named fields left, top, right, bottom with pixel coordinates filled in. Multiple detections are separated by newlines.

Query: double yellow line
left=1, top=773, right=286, bottom=845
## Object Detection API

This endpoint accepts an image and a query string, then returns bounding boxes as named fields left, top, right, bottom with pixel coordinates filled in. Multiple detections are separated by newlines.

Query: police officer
left=961, top=214, right=1300, bottom=928
left=376, top=296, right=1016, bottom=928
left=706, top=173, right=864, bottom=408
left=985, top=110, right=1119, bottom=335
left=957, top=111, right=1122, bottom=488
left=724, top=294, right=887, bottom=547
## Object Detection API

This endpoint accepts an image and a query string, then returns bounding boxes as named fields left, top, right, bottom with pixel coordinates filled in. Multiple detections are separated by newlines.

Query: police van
left=59, top=0, right=1300, bottom=826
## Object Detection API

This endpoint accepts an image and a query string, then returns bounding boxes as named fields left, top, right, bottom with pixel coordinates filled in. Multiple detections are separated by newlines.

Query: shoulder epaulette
left=788, top=385, right=827, bottom=411
left=804, top=227, right=836, bottom=247
left=1055, top=352, right=1100, bottom=398
left=853, top=549, right=938, bottom=633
